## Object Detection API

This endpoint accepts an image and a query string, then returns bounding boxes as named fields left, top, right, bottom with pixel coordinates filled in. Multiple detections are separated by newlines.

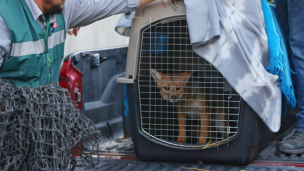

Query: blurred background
left=64, top=14, right=129, bottom=57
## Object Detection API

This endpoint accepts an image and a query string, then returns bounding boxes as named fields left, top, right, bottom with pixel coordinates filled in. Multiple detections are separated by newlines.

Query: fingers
left=73, top=27, right=80, bottom=36
left=67, top=29, right=73, bottom=35
left=68, top=27, right=81, bottom=36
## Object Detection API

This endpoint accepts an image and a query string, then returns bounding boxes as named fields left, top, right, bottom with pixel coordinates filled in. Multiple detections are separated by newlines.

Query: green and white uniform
left=0, top=0, right=140, bottom=87
left=0, top=0, right=65, bottom=87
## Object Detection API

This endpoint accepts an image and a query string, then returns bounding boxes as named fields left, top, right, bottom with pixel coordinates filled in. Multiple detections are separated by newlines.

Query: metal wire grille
left=137, top=17, right=242, bottom=148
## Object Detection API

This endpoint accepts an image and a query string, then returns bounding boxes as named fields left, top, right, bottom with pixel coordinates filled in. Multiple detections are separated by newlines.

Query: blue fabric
left=261, top=0, right=296, bottom=117
left=151, top=34, right=168, bottom=55
left=274, top=0, right=304, bottom=132
left=269, top=4, right=297, bottom=116
left=273, top=0, right=298, bottom=97
left=124, top=84, right=129, bottom=117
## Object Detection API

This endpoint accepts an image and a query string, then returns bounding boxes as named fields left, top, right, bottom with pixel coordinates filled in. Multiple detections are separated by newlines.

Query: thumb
left=68, top=29, right=73, bottom=35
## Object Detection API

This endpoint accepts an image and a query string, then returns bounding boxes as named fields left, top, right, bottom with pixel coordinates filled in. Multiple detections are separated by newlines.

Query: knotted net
left=0, top=79, right=100, bottom=171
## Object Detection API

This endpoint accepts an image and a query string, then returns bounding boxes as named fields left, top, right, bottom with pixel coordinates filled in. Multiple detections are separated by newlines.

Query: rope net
left=0, top=79, right=101, bottom=171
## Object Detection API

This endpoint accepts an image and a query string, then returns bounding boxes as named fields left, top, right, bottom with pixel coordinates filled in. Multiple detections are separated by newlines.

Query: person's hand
left=68, top=27, right=81, bottom=36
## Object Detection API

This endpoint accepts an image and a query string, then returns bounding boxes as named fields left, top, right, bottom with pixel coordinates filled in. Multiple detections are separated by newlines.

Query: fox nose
left=171, top=96, right=178, bottom=102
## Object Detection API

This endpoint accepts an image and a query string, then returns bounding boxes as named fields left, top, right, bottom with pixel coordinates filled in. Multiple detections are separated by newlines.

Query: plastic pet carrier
left=117, top=1, right=274, bottom=164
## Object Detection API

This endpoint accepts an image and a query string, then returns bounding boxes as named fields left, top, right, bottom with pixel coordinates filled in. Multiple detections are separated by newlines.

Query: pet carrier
left=117, top=1, right=274, bottom=164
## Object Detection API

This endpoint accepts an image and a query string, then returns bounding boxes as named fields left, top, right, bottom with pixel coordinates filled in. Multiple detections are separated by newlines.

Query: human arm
left=140, top=0, right=156, bottom=7
left=64, top=0, right=154, bottom=29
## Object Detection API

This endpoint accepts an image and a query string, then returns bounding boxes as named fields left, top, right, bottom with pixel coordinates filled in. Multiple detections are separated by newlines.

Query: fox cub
left=151, top=68, right=227, bottom=144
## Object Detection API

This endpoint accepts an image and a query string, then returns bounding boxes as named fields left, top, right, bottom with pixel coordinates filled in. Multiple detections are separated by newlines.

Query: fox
left=150, top=68, right=227, bottom=144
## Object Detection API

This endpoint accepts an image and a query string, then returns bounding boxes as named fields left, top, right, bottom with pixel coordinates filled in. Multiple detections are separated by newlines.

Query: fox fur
left=151, top=68, right=227, bottom=144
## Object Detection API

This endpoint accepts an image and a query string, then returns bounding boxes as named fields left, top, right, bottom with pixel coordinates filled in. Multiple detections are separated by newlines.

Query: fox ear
left=150, top=68, right=162, bottom=81
left=181, top=70, right=195, bottom=82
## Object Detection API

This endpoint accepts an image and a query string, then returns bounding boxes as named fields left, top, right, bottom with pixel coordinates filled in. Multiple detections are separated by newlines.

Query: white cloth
left=193, top=0, right=281, bottom=132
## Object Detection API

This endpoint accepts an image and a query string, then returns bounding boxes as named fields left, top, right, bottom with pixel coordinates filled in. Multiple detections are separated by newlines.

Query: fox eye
left=176, top=87, right=181, bottom=90
left=164, top=87, right=170, bottom=91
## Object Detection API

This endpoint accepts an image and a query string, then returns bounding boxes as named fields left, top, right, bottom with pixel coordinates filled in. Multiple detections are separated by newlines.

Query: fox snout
left=150, top=68, right=195, bottom=103
left=171, top=96, right=178, bottom=102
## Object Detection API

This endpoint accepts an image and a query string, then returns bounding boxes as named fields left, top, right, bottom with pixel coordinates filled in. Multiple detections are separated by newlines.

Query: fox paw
left=175, top=138, right=185, bottom=144
left=199, top=138, right=207, bottom=144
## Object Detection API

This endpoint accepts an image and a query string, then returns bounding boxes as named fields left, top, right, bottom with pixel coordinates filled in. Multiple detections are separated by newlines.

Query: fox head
left=150, top=68, right=195, bottom=103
